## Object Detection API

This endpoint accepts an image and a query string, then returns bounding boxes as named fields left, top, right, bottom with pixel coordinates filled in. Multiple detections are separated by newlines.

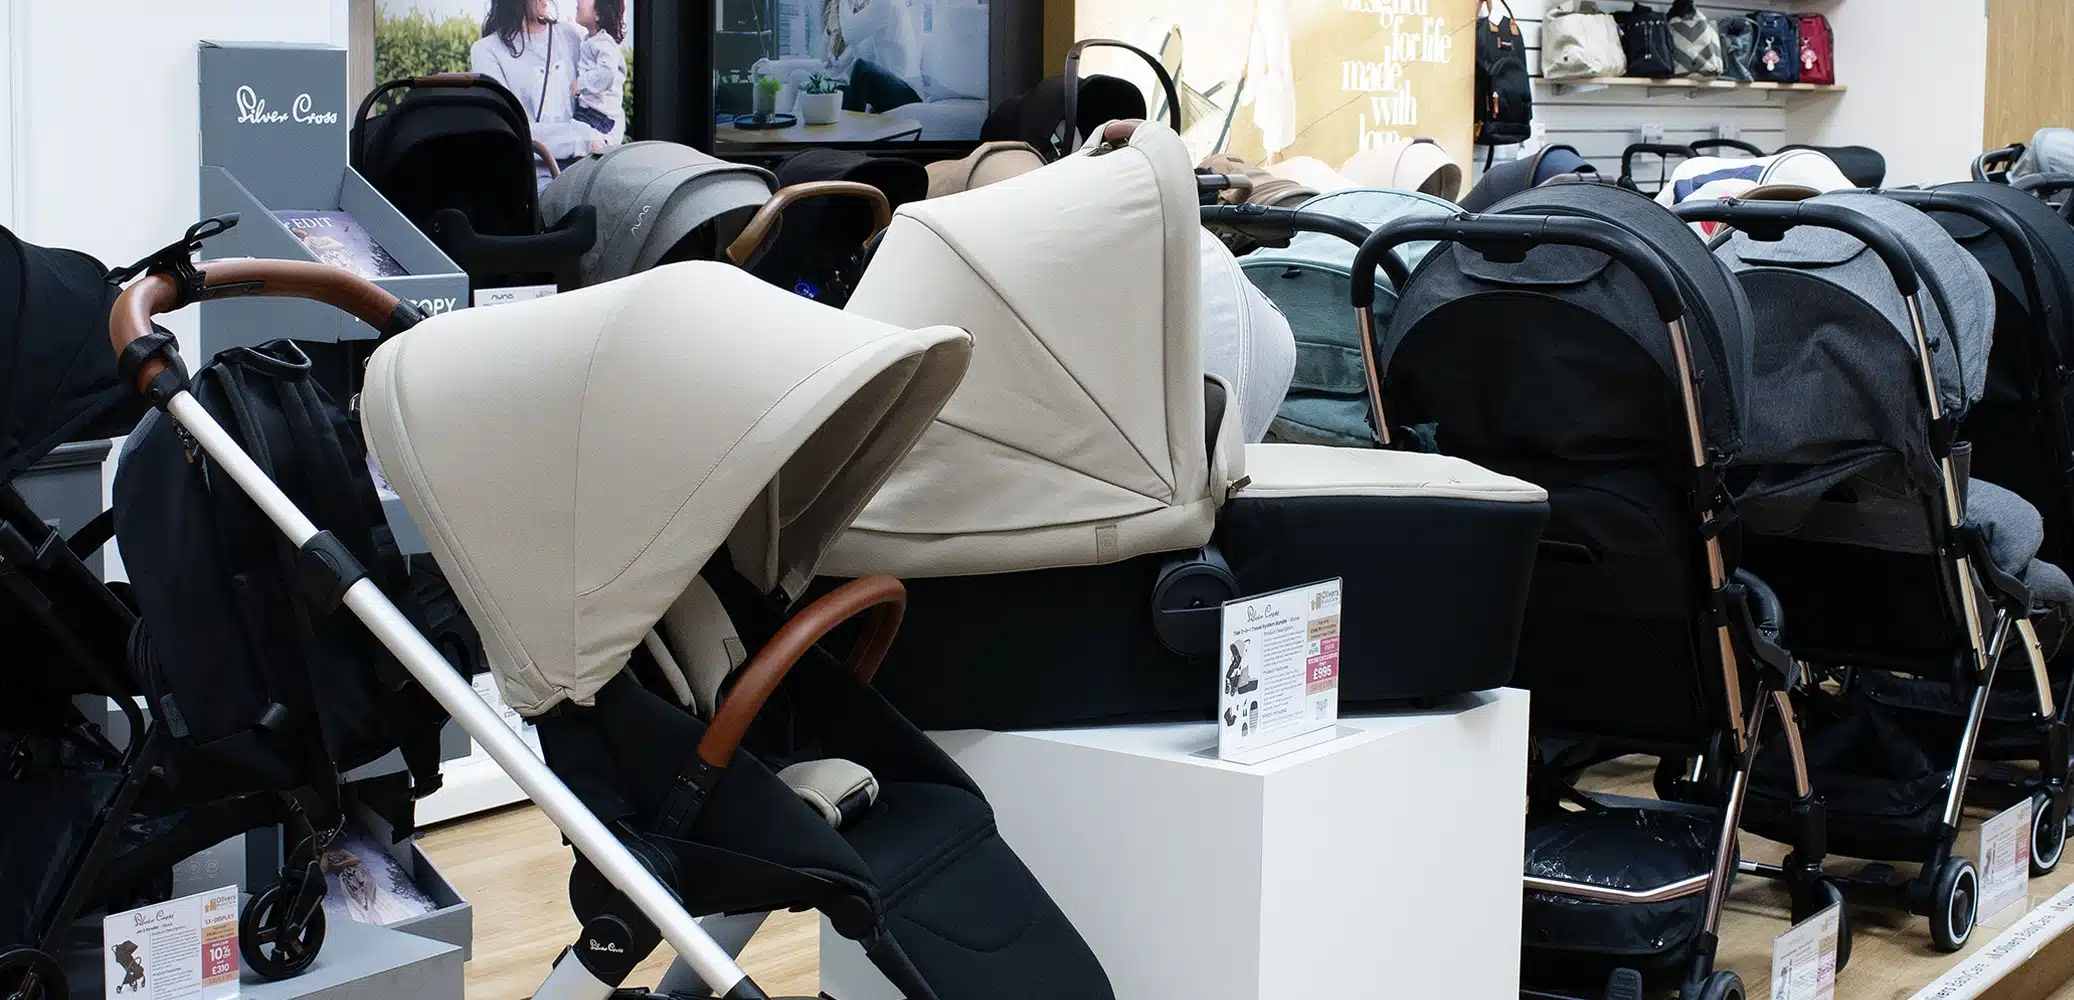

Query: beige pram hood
left=826, top=121, right=1241, bottom=579
left=359, top=262, right=971, bottom=715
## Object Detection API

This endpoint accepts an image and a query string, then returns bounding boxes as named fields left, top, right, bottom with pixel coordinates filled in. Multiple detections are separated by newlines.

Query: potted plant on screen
left=799, top=74, right=843, bottom=126
left=752, top=75, right=783, bottom=122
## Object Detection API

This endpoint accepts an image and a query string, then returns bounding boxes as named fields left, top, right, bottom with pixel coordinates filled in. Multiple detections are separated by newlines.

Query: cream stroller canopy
left=828, top=120, right=1229, bottom=578
left=359, top=262, right=971, bottom=714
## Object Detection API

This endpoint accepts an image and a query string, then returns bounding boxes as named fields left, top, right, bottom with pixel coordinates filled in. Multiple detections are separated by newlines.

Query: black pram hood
left=1, top=226, right=141, bottom=484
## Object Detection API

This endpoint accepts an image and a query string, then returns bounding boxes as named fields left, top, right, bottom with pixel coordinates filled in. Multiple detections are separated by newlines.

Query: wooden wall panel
left=1984, top=0, right=2074, bottom=149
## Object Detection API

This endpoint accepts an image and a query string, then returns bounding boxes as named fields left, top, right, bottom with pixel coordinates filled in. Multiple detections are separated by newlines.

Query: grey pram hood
left=1716, top=192, right=1995, bottom=531
left=539, top=142, right=776, bottom=288
left=2013, top=128, right=2074, bottom=185
left=1241, top=187, right=1457, bottom=446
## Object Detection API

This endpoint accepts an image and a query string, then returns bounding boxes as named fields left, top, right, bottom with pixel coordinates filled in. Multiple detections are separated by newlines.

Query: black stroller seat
left=352, top=74, right=597, bottom=291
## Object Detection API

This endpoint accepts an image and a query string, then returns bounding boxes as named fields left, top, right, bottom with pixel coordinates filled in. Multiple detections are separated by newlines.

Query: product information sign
left=1768, top=901, right=1839, bottom=1000
left=473, top=284, right=559, bottom=308
left=1979, top=798, right=2034, bottom=924
left=1217, top=577, right=1342, bottom=765
left=103, top=886, right=241, bottom=1000
left=473, top=672, right=542, bottom=756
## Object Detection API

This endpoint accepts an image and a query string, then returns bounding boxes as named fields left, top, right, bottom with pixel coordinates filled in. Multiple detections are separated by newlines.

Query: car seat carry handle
left=111, top=259, right=423, bottom=395
left=108, top=252, right=778, bottom=1000
left=695, top=575, right=907, bottom=770
left=2012, top=172, right=2074, bottom=221
left=1063, top=39, right=1182, bottom=156
left=1352, top=213, right=1687, bottom=322
left=425, top=205, right=598, bottom=277
left=1689, top=138, right=1766, bottom=158
left=1621, top=142, right=1696, bottom=190
left=1200, top=204, right=1372, bottom=250
left=1673, top=199, right=1921, bottom=295
left=354, top=73, right=523, bottom=129
left=1976, top=144, right=2026, bottom=183
left=725, top=181, right=893, bottom=266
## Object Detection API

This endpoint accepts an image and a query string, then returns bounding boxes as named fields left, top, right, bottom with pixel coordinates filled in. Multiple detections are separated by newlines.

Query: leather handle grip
left=726, top=181, right=893, bottom=265
left=415, top=71, right=488, bottom=88
left=696, top=575, right=907, bottom=770
left=111, top=260, right=405, bottom=394
left=533, top=139, right=562, bottom=177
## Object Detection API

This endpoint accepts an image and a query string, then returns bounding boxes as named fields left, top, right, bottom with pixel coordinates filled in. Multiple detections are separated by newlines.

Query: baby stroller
left=354, top=257, right=1125, bottom=999
left=538, top=141, right=893, bottom=305
left=1355, top=183, right=1832, bottom=999
left=351, top=73, right=598, bottom=293
left=1460, top=144, right=1601, bottom=213
left=107, top=245, right=1106, bottom=1000
left=1685, top=139, right=1887, bottom=189
left=820, top=119, right=1549, bottom=732
left=1682, top=193, right=2074, bottom=951
left=4, top=223, right=399, bottom=999
left=1230, top=186, right=1458, bottom=447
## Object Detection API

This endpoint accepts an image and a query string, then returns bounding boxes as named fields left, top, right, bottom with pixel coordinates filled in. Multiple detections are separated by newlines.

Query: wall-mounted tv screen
left=713, top=0, right=992, bottom=152
left=372, top=0, right=639, bottom=163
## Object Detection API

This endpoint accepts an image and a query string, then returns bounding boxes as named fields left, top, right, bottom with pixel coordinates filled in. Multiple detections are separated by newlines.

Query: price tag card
left=1979, top=798, right=2034, bottom=924
left=1769, top=901, right=1839, bottom=1000
left=473, top=672, right=542, bottom=755
left=1217, top=578, right=1342, bottom=765
left=472, top=284, right=558, bottom=308
left=103, top=886, right=241, bottom=999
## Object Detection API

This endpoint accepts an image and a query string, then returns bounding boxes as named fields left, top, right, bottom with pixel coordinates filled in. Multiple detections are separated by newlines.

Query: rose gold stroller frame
left=1351, top=211, right=1826, bottom=998
left=109, top=257, right=786, bottom=1000
left=1676, top=197, right=2064, bottom=953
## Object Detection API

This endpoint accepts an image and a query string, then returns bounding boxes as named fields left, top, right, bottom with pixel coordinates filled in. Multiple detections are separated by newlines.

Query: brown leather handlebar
left=695, top=575, right=907, bottom=769
left=110, top=259, right=405, bottom=394
left=1100, top=119, right=1145, bottom=147
left=533, top=140, right=562, bottom=177
left=414, top=72, right=488, bottom=88
left=726, top=181, right=894, bottom=265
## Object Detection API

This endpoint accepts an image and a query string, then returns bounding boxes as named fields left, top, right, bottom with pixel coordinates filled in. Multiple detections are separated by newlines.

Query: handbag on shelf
left=1615, top=2, right=1677, bottom=79
left=1474, top=0, right=1535, bottom=148
left=1541, top=0, right=1628, bottom=81
left=1717, top=15, right=1758, bottom=83
left=1751, top=11, right=1800, bottom=83
left=1795, top=13, right=1835, bottom=86
left=1667, top=0, right=1722, bottom=79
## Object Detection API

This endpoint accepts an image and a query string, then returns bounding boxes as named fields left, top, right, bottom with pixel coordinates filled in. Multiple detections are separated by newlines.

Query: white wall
left=1786, top=0, right=1989, bottom=186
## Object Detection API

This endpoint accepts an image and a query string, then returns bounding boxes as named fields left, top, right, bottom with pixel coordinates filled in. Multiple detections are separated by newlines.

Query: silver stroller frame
left=1353, top=213, right=1827, bottom=1000
left=109, top=255, right=785, bottom=1000
left=1678, top=198, right=2064, bottom=953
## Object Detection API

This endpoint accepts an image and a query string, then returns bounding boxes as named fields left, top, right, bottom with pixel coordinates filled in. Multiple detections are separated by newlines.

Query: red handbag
left=1795, top=14, right=1834, bottom=85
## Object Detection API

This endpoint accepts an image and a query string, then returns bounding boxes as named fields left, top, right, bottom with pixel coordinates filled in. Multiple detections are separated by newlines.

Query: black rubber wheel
left=0, top=949, right=65, bottom=1000
left=1653, top=756, right=1692, bottom=802
left=2032, top=792, right=2066, bottom=877
left=1692, top=969, right=1744, bottom=1000
left=1818, top=879, right=1853, bottom=972
left=1930, top=856, right=1979, bottom=953
left=241, top=883, right=327, bottom=980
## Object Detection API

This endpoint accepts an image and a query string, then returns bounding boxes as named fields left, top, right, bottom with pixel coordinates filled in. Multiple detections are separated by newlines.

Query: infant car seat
left=822, top=121, right=1550, bottom=730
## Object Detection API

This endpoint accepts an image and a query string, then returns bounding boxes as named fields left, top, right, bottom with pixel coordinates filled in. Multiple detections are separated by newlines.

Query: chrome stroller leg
left=535, top=949, right=620, bottom=1000
left=658, top=914, right=772, bottom=996
left=1944, top=612, right=2015, bottom=832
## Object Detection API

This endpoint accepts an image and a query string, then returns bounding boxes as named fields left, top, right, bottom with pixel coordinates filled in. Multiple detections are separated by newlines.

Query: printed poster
left=1076, top=0, right=1476, bottom=171
left=103, top=887, right=241, bottom=1000
left=1218, top=577, right=1342, bottom=764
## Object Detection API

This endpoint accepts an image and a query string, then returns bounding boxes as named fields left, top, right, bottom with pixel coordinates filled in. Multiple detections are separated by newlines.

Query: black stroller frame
left=1679, top=198, right=2067, bottom=952
left=1349, top=207, right=1828, bottom=1000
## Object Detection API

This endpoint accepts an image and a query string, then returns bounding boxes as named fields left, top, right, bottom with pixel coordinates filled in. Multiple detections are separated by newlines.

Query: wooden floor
left=421, top=758, right=2074, bottom=1000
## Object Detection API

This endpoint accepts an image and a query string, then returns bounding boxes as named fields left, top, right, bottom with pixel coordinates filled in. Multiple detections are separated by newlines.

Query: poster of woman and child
left=375, top=0, right=634, bottom=184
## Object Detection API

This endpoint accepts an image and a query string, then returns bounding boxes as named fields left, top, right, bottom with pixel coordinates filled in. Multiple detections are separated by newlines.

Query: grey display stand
left=239, top=916, right=463, bottom=1000
left=14, top=440, right=113, bottom=576
left=195, top=41, right=466, bottom=354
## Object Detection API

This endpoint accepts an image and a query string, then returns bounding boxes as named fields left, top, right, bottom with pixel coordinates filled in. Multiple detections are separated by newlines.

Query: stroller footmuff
left=357, top=259, right=1113, bottom=999
left=1362, top=182, right=1833, bottom=998
left=821, top=120, right=1549, bottom=731
left=1686, top=191, right=2074, bottom=951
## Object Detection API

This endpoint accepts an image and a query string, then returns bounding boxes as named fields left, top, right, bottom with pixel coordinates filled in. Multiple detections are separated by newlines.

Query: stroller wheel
left=2032, top=791, right=2067, bottom=877
left=1691, top=969, right=1743, bottom=1000
left=0, top=948, right=65, bottom=1000
left=241, top=882, right=327, bottom=980
left=1930, top=856, right=1979, bottom=952
left=1809, top=879, right=1853, bottom=972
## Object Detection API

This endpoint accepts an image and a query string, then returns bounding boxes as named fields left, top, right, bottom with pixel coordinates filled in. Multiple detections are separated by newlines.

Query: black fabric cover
left=855, top=490, right=1548, bottom=731
left=540, top=562, right=1114, bottom=1000
left=0, top=733, right=123, bottom=947
left=1522, top=807, right=1714, bottom=986
left=980, top=75, right=1146, bottom=160
left=112, top=343, right=439, bottom=808
left=0, top=227, right=140, bottom=485
left=1745, top=686, right=1951, bottom=860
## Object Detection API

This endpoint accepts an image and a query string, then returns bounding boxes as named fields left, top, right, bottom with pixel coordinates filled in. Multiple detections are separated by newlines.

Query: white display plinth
left=820, top=689, right=1530, bottom=1000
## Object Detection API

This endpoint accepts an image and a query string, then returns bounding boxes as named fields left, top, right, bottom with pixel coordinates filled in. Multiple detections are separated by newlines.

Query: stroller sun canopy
left=540, top=142, right=777, bottom=288
left=828, top=121, right=1224, bottom=578
left=2, top=227, right=141, bottom=483
left=359, top=262, right=971, bottom=714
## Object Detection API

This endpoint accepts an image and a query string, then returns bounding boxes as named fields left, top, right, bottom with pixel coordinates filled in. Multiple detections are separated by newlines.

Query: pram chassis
left=1353, top=213, right=1824, bottom=997
left=110, top=261, right=782, bottom=1000
left=1679, top=197, right=2067, bottom=949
